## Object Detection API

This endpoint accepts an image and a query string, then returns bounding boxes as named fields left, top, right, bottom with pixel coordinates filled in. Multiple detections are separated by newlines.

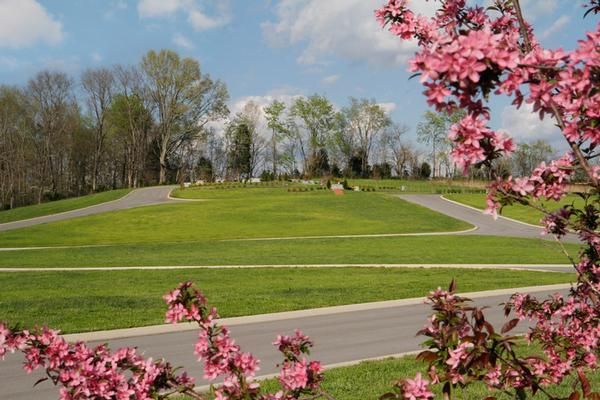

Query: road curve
left=1, top=287, right=569, bottom=399
left=0, top=186, right=177, bottom=232
left=399, top=194, right=579, bottom=243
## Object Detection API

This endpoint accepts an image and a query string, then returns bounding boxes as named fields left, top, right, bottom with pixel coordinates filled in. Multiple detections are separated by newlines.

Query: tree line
left=205, top=95, right=422, bottom=183
left=0, top=48, right=558, bottom=210
left=0, top=49, right=228, bottom=209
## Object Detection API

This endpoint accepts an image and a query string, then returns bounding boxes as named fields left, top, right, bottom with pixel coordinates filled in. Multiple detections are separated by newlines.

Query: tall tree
left=380, top=123, right=411, bottom=176
left=26, top=70, right=79, bottom=201
left=264, top=100, right=288, bottom=175
left=416, top=110, right=464, bottom=178
left=81, top=67, right=115, bottom=192
left=111, top=65, right=153, bottom=188
left=290, top=95, right=337, bottom=177
left=225, top=117, right=252, bottom=181
left=108, top=93, right=152, bottom=188
left=141, top=49, right=229, bottom=184
left=0, top=86, right=31, bottom=209
left=342, top=98, right=391, bottom=176
left=512, top=140, right=555, bottom=177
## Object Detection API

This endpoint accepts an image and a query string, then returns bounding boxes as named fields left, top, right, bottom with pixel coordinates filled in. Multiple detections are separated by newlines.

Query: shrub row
left=287, top=187, right=327, bottom=192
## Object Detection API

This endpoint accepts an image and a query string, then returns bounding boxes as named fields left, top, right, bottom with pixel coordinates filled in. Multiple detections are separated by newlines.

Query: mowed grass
left=0, top=189, right=471, bottom=247
left=0, top=188, right=131, bottom=224
left=0, top=267, right=575, bottom=333
left=0, top=235, right=578, bottom=268
left=445, top=193, right=586, bottom=226
left=255, top=349, right=599, bottom=400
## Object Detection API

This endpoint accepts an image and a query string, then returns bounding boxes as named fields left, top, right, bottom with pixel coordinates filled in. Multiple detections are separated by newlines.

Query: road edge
left=440, top=194, right=543, bottom=229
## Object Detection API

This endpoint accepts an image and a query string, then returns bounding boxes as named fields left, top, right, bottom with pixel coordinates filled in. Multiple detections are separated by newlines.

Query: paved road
left=2, top=288, right=568, bottom=399
left=400, top=194, right=580, bottom=243
left=0, top=186, right=176, bottom=232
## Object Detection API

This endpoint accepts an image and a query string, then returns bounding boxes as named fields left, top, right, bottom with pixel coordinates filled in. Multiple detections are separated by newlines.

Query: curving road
left=399, top=194, right=580, bottom=243
left=0, top=186, right=176, bottom=232
left=1, top=286, right=569, bottom=400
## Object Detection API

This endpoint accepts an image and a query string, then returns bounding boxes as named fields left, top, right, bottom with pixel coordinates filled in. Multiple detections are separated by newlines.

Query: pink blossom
left=279, top=360, right=309, bottom=391
left=401, top=373, right=433, bottom=400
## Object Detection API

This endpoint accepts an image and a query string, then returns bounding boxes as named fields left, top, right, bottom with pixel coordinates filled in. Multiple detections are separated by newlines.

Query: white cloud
left=321, top=74, right=340, bottom=85
left=173, top=33, right=195, bottom=49
left=378, top=102, right=397, bottom=114
left=262, top=0, right=437, bottom=66
left=207, top=88, right=305, bottom=135
left=137, top=0, right=231, bottom=31
left=0, top=0, right=63, bottom=48
left=137, top=0, right=186, bottom=18
left=501, top=103, right=564, bottom=147
left=540, top=15, right=571, bottom=39
left=188, top=7, right=231, bottom=31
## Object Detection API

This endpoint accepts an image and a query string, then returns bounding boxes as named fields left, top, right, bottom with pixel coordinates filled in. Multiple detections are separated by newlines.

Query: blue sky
left=0, top=0, right=596, bottom=149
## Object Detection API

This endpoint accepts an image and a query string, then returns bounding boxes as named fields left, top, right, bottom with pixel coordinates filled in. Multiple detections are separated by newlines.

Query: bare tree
left=81, top=68, right=115, bottom=192
left=512, top=139, right=555, bottom=176
left=343, top=98, right=391, bottom=175
left=26, top=70, right=78, bottom=202
left=416, top=110, right=464, bottom=178
left=0, top=86, right=31, bottom=208
left=379, top=122, right=410, bottom=175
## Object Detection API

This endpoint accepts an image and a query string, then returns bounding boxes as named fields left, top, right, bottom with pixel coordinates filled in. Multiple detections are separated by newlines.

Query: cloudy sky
left=0, top=0, right=596, bottom=149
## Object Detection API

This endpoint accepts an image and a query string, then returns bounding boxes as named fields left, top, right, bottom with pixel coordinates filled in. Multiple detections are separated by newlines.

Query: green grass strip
left=0, top=267, right=574, bottom=334
left=0, top=189, right=132, bottom=224
left=0, top=235, right=579, bottom=268
left=256, top=350, right=599, bottom=399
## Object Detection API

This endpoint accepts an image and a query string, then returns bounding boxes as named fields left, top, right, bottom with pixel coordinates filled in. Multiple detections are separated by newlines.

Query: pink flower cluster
left=448, top=114, right=514, bottom=173
left=0, top=323, right=193, bottom=400
left=164, top=282, right=325, bottom=400
left=279, top=359, right=323, bottom=392
left=274, top=330, right=324, bottom=395
left=417, top=282, right=600, bottom=396
left=483, top=153, right=575, bottom=219
left=500, top=28, right=600, bottom=149
left=399, top=373, right=433, bottom=400
left=508, top=283, right=600, bottom=386
left=164, top=282, right=261, bottom=399
left=377, top=0, right=600, bottom=182
left=377, top=1, right=526, bottom=171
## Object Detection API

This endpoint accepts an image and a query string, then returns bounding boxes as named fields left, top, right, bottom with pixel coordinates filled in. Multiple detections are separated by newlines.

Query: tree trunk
left=271, top=130, right=277, bottom=175
left=92, top=157, right=98, bottom=192
left=159, top=163, right=167, bottom=185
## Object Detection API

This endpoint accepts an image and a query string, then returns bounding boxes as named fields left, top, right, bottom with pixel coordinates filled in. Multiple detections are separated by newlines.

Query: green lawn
left=255, top=349, right=599, bottom=400
left=0, top=189, right=471, bottom=247
left=0, top=189, right=131, bottom=224
left=0, top=235, right=578, bottom=268
left=0, top=267, right=574, bottom=333
left=445, top=193, right=585, bottom=226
